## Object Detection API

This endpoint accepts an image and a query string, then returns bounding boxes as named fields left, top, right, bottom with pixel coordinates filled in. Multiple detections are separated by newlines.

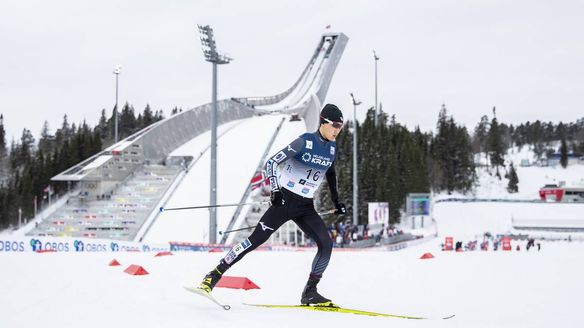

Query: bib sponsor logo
left=301, top=188, right=310, bottom=194
left=287, top=181, right=295, bottom=188
left=301, top=152, right=332, bottom=166
left=224, top=239, right=252, bottom=264
left=273, top=151, right=287, bottom=163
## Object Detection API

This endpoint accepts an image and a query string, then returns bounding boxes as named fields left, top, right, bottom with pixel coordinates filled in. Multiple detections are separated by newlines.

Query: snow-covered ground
left=1, top=237, right=582, bottom=328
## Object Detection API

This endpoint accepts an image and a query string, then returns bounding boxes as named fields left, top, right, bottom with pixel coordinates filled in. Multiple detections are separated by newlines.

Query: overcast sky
left=1, top=0, right=583, bottom=143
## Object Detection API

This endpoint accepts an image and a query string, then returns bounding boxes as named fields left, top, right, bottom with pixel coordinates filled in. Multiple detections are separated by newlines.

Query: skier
left=198, top=104, right=347, bottom=307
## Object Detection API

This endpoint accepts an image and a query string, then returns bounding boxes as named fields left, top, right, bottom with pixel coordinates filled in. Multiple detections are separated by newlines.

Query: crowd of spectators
left=327, top=221, right=404, bottom=247
left=443, top=233, right=542, bottom=252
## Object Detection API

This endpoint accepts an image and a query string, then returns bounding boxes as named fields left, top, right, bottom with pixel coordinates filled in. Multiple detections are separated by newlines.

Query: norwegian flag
left=250, top=172, right=266, bottom=190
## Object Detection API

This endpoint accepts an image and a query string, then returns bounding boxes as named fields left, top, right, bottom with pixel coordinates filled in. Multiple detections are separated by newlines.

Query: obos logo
left=302, top=153, right=312, bottom=162
left=142, top=245, right=150, bottom=252
left=110, top=242, right=120, bottom=252
left=30, top=239, right=42, bottom=252
left=74, top=240, right=85, bottom=252
left=30, top=239, right=69, bottom=252
left=0, top=239, right=25, bottom=252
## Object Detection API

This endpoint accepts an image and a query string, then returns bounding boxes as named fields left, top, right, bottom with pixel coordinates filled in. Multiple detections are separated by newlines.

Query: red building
left=539, top=184, right=584, bottom=202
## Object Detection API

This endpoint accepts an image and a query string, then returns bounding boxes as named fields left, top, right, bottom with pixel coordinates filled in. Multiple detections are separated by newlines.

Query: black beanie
left=320, top=104, right=343, bottom=124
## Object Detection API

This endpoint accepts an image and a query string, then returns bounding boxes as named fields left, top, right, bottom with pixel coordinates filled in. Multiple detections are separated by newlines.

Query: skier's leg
left=294, top=213, right=333, bottom=276
left=294, top=210, right=334, bottom=305
left=199, top=201, right=292, bottom=292
left=223, top=205, right=290, bottom=267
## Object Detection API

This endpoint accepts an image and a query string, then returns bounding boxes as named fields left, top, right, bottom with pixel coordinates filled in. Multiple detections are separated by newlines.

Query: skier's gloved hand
left=270, top=190, right=286, bottom=207
left=334, top=201, right=347, bottom=215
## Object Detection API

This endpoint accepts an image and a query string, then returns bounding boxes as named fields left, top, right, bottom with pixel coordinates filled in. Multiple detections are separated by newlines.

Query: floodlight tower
left=373, top=50, right=379, bottom=127
left=113, top=64, right=122, bottom=143
left=197, top=24, right=232, bottom=244
left=350, top=92, right=362, bottom=226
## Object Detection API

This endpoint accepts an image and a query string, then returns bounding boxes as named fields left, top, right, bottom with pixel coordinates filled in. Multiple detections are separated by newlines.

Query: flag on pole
left=250, top=172, right=265, bottom=191
left=43, top=185, right=54, bottom=195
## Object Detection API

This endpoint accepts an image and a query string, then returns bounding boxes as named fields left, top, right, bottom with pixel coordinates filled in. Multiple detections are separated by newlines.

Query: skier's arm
left=325, top=162, right=339, bottom=203
left=265, top=137, right=304, bottom=192
left=326, top=161, right=347, bottom=215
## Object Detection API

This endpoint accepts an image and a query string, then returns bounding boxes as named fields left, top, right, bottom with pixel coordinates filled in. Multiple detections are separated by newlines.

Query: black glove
left=334, top=201, right=347, bottom=215
left=270, top=190, right=285, bottom=207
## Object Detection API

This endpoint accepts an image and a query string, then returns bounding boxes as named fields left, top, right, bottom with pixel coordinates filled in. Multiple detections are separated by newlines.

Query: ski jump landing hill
left=24, top=32, right=349, bottom=246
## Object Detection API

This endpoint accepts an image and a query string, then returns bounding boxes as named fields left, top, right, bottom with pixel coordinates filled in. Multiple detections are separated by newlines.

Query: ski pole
left=318, top=209, right=337, bottom=216
left=219, top=226, right=254, bottom=235
left=159, top=201, right=270, bottom=213
left=219, top=209, right=338, bottom=235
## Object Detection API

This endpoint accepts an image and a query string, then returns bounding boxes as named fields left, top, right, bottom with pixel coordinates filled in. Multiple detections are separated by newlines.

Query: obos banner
left=0, top=236, right=169, bottom=253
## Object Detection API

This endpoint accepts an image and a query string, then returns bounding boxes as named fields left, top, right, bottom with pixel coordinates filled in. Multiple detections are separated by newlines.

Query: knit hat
left=320, top=104, right=343, bottom=125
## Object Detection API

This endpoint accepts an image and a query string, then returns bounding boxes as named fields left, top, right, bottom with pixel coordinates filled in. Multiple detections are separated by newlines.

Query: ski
left=184, top=287, right=231, bottom=310
left=243, top=303, right=455, bottom=320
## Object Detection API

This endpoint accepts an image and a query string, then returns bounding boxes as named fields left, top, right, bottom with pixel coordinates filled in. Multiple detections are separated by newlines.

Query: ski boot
left=199, top=261, right=229, bottom=293
left=300, top=274, right=337, bottom=307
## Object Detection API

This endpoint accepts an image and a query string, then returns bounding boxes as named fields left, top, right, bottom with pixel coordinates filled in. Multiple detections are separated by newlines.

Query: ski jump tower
left=27, top=32, right=348, bottom=242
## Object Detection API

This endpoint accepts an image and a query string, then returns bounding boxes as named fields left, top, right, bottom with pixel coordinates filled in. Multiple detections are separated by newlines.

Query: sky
left=1, top=0, right=584, bottom=143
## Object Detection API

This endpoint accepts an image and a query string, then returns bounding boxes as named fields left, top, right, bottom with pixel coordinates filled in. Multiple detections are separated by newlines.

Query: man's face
left=319, top=121, right=343, bottom=141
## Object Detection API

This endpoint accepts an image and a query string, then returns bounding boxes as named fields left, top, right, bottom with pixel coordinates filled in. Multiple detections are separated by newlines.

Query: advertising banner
left=0, top=236, right=170, bottom=253
left=368, top=202, right=389, bottom=226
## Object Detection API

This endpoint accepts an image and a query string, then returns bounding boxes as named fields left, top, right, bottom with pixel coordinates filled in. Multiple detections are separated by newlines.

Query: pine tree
left=120, top=102, right=137, bottom=138
left=142, top=104, right=155, bottom=127
left=560, top=137, right=568, bottom=168
left=0, top=114, right=6, bottom=159
left=38, top=121, right=55, bottom=154
left=96, top=109, right=109, bottom=140
left=507, top=163, right=519, bottom=193
left=473, top=115, right=489, bottom=162
left=0, top=114, right=7, bottom=186
left=531, top=120, right=545, bottom=159
left=10, top=129, right=35, bottom=170
left=431, top=104, right=476, bottom=194
left=488, top=107, right=505, bottom=178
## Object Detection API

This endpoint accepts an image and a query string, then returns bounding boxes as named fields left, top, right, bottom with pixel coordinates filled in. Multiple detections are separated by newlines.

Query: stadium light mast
left=113, top=64, right=122, bottom=143
left=350, top=93, right=361, bottom=226
left=198, top=24, right=232, bottom=244
left=373, top=50, right=379, bottom=126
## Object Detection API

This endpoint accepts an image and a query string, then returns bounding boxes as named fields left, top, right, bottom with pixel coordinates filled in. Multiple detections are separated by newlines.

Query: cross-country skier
left=198, top=104, right=347, bottom=307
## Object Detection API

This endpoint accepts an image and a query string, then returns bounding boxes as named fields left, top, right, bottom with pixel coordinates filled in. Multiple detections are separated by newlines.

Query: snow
left=434, top=202, right=583, bottom=240
left=461, top=146, right=584, bottom=200
left=1, top=239, right=583, bottom=327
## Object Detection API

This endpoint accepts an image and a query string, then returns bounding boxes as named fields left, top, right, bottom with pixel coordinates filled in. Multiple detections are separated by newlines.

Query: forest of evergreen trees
left=1, top=102, right=583, bottom=230
left=316, top=106, right=584, bottom=225
left=0, top=103, right=177, bottom=230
